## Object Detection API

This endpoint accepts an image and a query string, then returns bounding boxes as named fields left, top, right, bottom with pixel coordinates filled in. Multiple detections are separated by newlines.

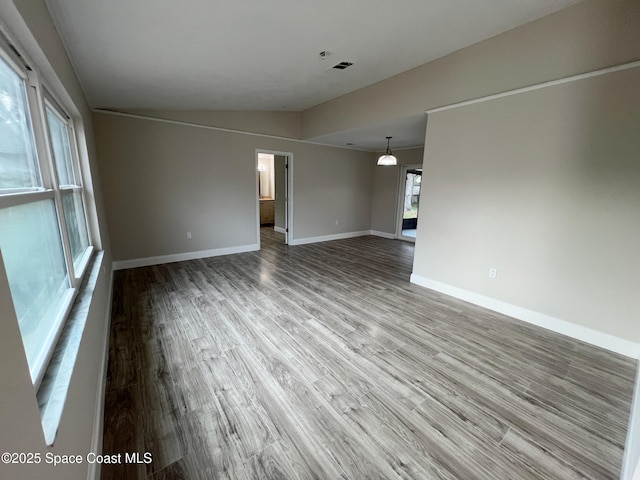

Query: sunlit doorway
left=396, top=165, right=422, bottom=242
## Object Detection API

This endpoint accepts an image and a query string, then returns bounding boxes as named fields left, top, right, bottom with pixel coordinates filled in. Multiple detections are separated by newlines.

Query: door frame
left=395, top=164, right=422, bottom=243
left=255, top=149, right=294, bottom=245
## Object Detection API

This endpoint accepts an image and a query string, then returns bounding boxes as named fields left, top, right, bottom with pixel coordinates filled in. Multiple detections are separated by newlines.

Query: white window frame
left=42, top=93, right=94, bottom=280
left=0, top=36, right=93, bottom=388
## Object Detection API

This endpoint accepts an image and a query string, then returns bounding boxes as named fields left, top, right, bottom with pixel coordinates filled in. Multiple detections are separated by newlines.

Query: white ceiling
left=307, top=114, right=428, bottom=152
left=45, top=0, right=581, bottom=149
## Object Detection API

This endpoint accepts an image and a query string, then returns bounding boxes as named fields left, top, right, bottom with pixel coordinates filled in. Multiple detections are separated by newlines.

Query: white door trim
left=255, top=149, right=294, bottom=245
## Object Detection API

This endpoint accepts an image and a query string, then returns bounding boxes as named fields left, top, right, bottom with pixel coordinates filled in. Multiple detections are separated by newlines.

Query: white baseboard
left=410, top=274, right=640, bottom=359
left=370, top=230, right=396, bottom=239
left=290, top=231, right=371, bottom=246
left=87, top=264, right=113, bottom=480
left=112, top=244, right=259, bottom=270
left=112, top=232, right=397, bottom=268
left=289, top=230, right=397, bottom=246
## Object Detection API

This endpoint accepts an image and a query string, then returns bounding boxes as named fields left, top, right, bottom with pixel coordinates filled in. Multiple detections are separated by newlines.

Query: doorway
left=256, top=150, right=293, bottom=246
left=396, top=164, right=422, bottom=243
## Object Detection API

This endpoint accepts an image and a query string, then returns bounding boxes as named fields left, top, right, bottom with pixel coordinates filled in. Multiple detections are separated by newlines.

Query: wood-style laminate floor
left=103, top=228, right=636, bottom=480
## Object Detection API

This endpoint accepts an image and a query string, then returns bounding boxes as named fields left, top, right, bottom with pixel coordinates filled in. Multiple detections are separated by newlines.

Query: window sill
left=36, top=250, right=104, bottom=446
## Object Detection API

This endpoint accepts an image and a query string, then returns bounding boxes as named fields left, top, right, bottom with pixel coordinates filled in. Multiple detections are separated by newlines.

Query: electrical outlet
left=186, top=232, right=192, bottom=239
left=335, top=220, right=339, bottom=226
left=489, top=267, right=498, bottom=279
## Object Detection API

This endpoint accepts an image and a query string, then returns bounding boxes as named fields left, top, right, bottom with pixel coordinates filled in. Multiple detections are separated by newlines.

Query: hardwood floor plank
left=524, top=381, right=628, bottom=448
left=527, top=379, right=631, bottom=430
left=105, top=316, right=139, bottom=391
left=499, top=428, right=592, bottom=480
left=341, top=390, right=457, bottom=480
left=387, top=350, right=512, bottom=443
left=102, top=385, right=146, bottom=480
left=249, top=315, right=329, bottom=384
left=241, top=441, right=305, bottom=480
left=430, top=352, right=624, bottom=479
left=204, top=306, right=246, bottom=351
left=565, top=361, right=634, bottom=405
left=410, top=393, right=542, bottom=479
left=227, top=346, right=347, bottom=479
left=350, top=386, right=535, bottom=480
left=101, top=227, right=636, bottom=479
left=301, top=319, right=377, bottom=399
left=225, top=312, right=404, bottom=479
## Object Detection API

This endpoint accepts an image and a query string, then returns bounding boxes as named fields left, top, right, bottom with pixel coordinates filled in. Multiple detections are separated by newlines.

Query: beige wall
left=414, top=65, right=640, bottom=343
left=94, top=112, right=374, bottom=262
left=292, top=144, right=372, bottom=239
left=370, top=148, right=424, bottom=235
left=94, top=113, right=258, bottom=259
left=125, top=109, right=302, bottom=139
left=302, top=0, right=640, bottom=139
left=0, top=1, right=112, bottom=479
left=0, top=253, right=48, bottom=475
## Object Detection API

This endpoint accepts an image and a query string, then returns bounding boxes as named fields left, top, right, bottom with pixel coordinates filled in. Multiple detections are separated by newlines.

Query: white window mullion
left=68, top=122, right=82, bottom=184
left=67, top=122, right=92, bottom=246
left=26, top=70, right=78, bottom=287
left=45, top=98, right=91, bottom=277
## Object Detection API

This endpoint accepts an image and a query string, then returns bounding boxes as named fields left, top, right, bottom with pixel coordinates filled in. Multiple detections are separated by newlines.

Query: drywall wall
left=302, top=0, right=640, bottom=139
left=93, top=111, right=374, bottom=263
left=0, top=252, right=49, bottom=476
left=124, top=109, right=302, bottom=140
left=413, top=65, right=640, bottom=343
left=0, top=1, right=112, bottom=479
left=370, top=148, right=424, bottom=235
left=94, top=113, right=259, bottom=260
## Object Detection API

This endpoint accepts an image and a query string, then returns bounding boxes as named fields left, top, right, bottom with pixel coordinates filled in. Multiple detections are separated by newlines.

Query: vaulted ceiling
left=46, top=0, right=581, bottom=149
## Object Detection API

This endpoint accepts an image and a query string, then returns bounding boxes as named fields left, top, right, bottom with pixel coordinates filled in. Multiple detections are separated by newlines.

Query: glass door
left=397, top=166, right=422, bottom=242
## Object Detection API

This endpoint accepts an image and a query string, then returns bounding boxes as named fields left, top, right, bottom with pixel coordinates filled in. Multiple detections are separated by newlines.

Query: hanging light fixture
left=377, top=136, right=397, bottom=166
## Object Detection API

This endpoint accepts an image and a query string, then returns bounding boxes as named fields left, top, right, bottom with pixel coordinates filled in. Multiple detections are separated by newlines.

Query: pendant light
left=377, top=136, right=397, bottom=166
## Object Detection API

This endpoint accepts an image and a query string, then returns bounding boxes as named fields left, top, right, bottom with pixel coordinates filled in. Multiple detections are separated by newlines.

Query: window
left=45, top=102, right=90, bottom=269
left=0, top=42, right=92, bottom=387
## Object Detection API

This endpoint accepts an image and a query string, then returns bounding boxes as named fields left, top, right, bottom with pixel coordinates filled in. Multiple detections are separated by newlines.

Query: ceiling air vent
left=332, top=61, right=353, bottom=70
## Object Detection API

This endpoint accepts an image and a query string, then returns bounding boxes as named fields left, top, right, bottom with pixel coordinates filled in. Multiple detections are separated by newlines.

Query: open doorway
left=396, top=164, right=422, bottom=242
left=256, top=150, right=293, bottom=246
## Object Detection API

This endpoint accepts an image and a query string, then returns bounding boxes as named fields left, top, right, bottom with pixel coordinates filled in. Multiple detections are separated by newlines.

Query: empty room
left=1, top=0, right=639, bottom=479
